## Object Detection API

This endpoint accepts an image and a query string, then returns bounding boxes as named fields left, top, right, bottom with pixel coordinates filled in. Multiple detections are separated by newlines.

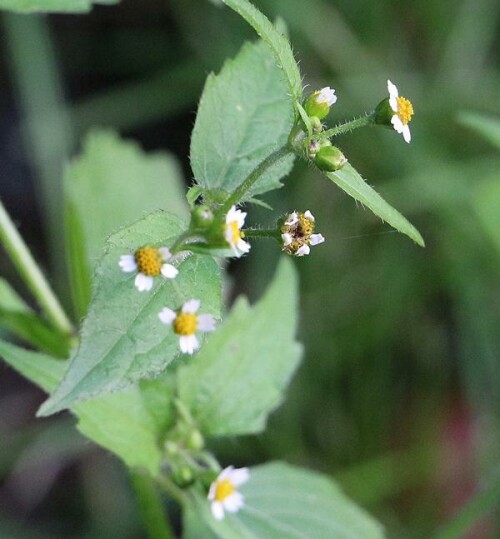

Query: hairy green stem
left=314, top=114, right=375, bottom=141
left=244, top=228, right=281, bottom=240
left=0, top=199, right=73, bottom=336
left=130, top=470, right=173, bottom=539
left=218, top=145, right=292, bottom=216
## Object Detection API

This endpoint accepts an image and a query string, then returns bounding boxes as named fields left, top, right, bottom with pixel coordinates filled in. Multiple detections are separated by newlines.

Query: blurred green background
left=1, top=0, right=499, bottom=537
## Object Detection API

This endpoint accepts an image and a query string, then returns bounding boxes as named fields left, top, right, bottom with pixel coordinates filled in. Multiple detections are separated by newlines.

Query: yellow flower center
left=173, top=313, right=197, bottom=336
left=227, top=221, right=244, bottom=245
left=298, top=214, right=315, bottom=237
left=396, top=96, right=414, bottom=125
left=135, top=247, right=162, bottom=276
left=214, top=479, right=235, bottom=502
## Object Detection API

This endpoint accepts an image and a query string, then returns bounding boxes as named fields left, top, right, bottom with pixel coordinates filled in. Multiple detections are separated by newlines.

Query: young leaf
left=38, top=211, right=221, bottom=416
left=221, top=0, right=303, bottom=107
left=65, top=130, right=189, bottom=318
left=326, top=163, right=425, bottom=247
left=177, top=257, right=302, bottom=437
left=0, top=339, right=171, bottom=475
left=186, top=462, right=385, bottom=538
left=0, top=0, right=118, bottom=13
left=190, top=39, right=295, bottom=202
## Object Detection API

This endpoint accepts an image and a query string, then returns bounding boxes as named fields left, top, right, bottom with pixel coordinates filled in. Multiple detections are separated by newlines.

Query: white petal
left=119, top=254, right=137, bottom=273
left=208, top=482, right=216, bottom=501
left=218, top=466, right=234, bottom=481
left=402, top=124, right=412, bottom=143
left=303, top=210, right=315, bottom=222
left=235, top=210, right=247, bottom=228
left=182, top=299, right=200, bottom=314
left=236, top=238, right=251, bottom=254
left=285, top=212, right=298, bottom=226
left=281, top=233, right=292, bottom=246
left=228, top=467, right=250, bottom=486
left=179, top=334, right=199, bottom=355
left=387, top=79, right=398, bottom=99
left=310, top=233, right=325, bottom=246
left=391, top=115, right=404, bottom=134
left=158, top=307, right=177, bottom=325
left=211, top=501, right=225, bottom=521
left=158, top=247, right=172, bottom=261
left=317, top=86, right=337, bottom=106
left=161, top=264, right=178, bottom=279
left=225, top=205, right=238, bottom=224
left=223, top=492, right=244, bottom=513
left=296, top=244, right=310, bottom=256
left=197, top=314, right=216, bottom=332
left=135, top=273, right=153, bottom=291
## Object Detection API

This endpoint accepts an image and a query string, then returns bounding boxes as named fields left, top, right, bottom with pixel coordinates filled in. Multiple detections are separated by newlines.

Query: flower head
left=304, top=86, right=337, bottom=120
left=208, top=466, right=249, bottom=521
left=387, top=80, right=414, bottom=143
left=224, top=206, right=251, bottom=257
left=281, top=210, right=325, bottom=256
left=158, top=299, right=216, bottom=354
left=119, top=246, right=178, bottom=292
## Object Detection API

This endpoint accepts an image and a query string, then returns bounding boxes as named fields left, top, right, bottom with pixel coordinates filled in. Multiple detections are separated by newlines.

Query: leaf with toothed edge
left=37, top=211, right=222, bottom=416
left=325, top=163, right=425, bottom=247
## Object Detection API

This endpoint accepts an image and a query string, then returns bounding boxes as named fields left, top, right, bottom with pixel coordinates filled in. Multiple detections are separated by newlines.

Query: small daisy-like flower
left=158, top=299, right=216, bottom=354
left=281, top=210, right=325, bottom=256
left=224, top=206, right=251, bottom=257
left=387, top=80, right=414, bottom=143
left=119, top=246, right=178, bottom=292
left=208, top=466, right=249, bottom=521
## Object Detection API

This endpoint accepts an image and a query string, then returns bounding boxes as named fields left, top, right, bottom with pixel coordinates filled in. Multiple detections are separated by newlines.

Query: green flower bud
left=187, top=429, right=205, bottom=451
left=303, top=87, right=337, bottom=120
left=172, top=466, right=194, bottom=487
left=191, top=204, right=214, bottom=229
left=314, top=145, right=347, bottom=172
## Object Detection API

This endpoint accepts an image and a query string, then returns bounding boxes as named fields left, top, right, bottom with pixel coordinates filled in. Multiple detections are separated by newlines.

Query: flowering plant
left=0, top=0, right=423, bottom=537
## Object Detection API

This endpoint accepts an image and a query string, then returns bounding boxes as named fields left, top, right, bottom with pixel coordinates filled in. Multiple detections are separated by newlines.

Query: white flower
left=281, top=210, right=325, bottom=256
left=158, top=299, right=216, bottom=355
left=119, top=246, right=178, bottom=292
left=224, top=206, right=251, bottom=257
left=208, top=466, right=249, bottom=521
left=387, top=80, right=414, bottom=143
left=316, top=86, right=337, bottom=107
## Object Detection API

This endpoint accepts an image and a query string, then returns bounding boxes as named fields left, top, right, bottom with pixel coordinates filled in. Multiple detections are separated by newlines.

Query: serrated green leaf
left=222, top=0, right=303, bottom=107
left=0, top=339, right=170, bottom=475
left=38, top=211, right=221, bottom=416
left=65, top=130, right=189, bottom=318
left=457, top=112, right=500, bottom=150
left=0, top=0, right=118, bottom=13
left=326, top=163, right=425, bottom=247
left=190, top=39, right=295, bottom=201
left=177, top=258, right=302, bottom=437
left=186, top=462, right=385, bottom=539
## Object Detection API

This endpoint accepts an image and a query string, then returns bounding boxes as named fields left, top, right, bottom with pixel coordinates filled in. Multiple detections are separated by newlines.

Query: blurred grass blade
left=0, top=0, right=119, bottom=14
left=435, top=470, right=500, bottom=539
left=457, top=112, right=500, bottom=150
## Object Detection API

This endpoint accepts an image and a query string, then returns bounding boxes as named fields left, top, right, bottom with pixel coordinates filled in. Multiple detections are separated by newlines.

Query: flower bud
left=303, top=87, right=337, bottom=120
left=191, top=204, right=214, bottom=229
left=186, top=429, right=205, bottom=451
left=314, top=145, right=347, bottom=172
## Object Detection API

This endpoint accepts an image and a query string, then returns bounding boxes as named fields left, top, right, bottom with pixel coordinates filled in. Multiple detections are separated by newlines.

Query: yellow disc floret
left=214, top=479, right=235, bottom=502
left=298, top=214, right=315, bottom=237
left=396, top=96, right=414, bottom=125
left=135, top=247, right=162, bottom=276
left=173, top=313, right=197, bottom=336
left=227, top=221, right=244, bottom=245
